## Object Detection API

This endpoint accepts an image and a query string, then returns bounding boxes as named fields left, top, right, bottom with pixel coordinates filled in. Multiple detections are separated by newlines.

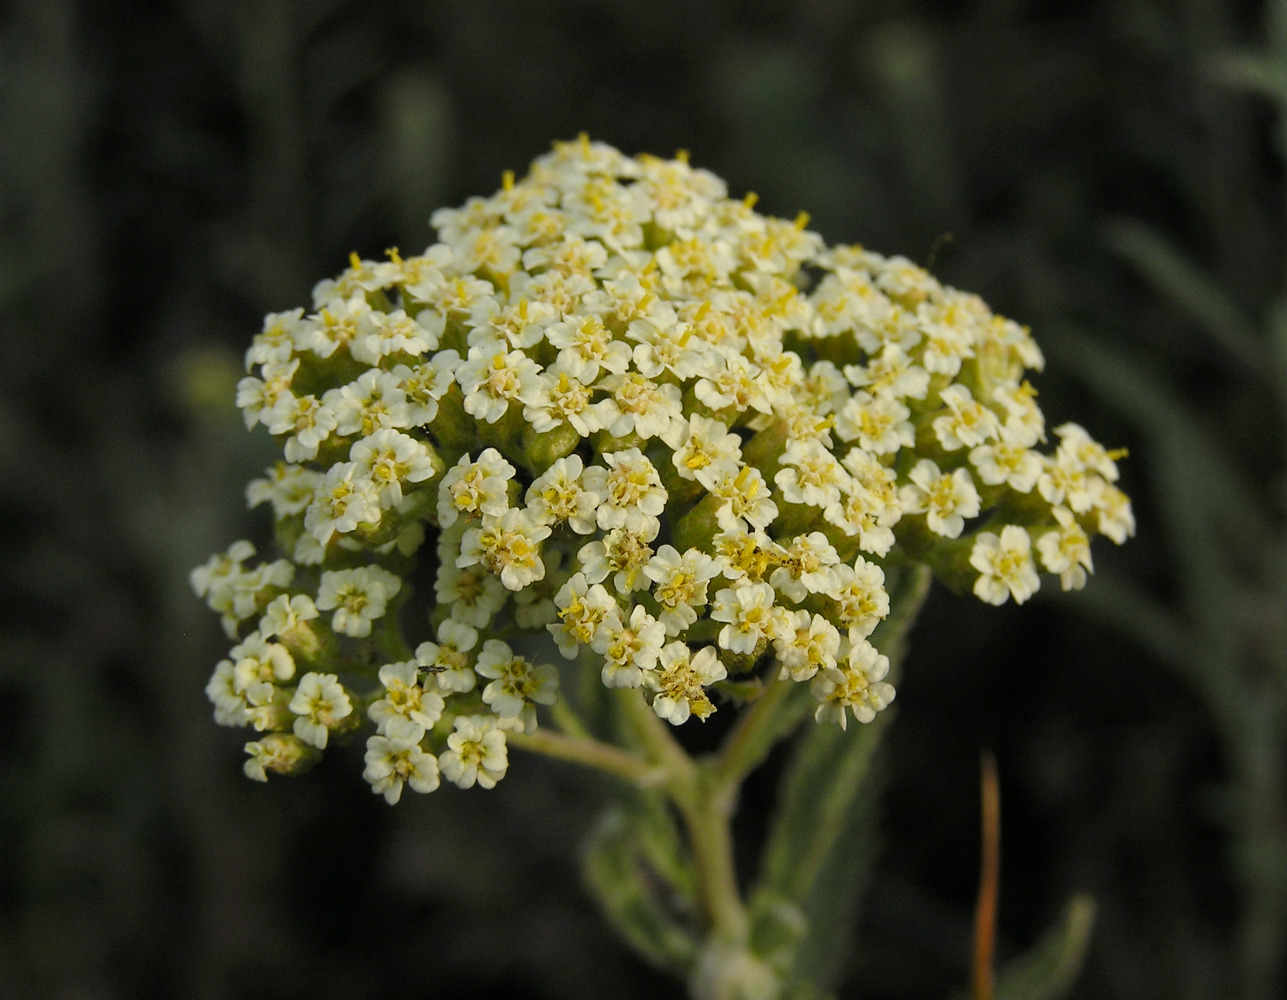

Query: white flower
left=229, top=630, right=296, bottom=692
left=711, top=581, right=779, bottom=654
left=236, top=359, right=298, bottom=428
left=710, top=466, right=779, bottom=532
left=368, top=661, right=446, bottom=741
left=297, top=296, right=367, bottom=358
left=823, top=482, right=899, bottom=558
left=671, top=414, right=743, bottom=489
left=593, top=373, right=684, bottom=446
left=439, top=715, right=509, bottom=789
left=266, top=393, right=337, bottom=462
left=258, top=593, right=318, bottom=640
left=363, top=736, right=440, bottom=804
left=768, top=532, right=841, bottom=603
left=350, top=428, right=439, bottom=508
left=1053, top=422, right=1119, bottom=479
left=350, top=308, right=442, bottom=366
left=827, top=557, right=889, bottom=641
left=523, top=367, right=600, bottom=438
left=242, top=733, right=311, bottom=782
left=583, top=449, right=667, bottom=534
left=315, top=565, right=402, bottom=637
left=1036, top=506, right=1093, bottom=591
left=646, top=643, right=727, bottom=725
left=545, top=313, right=632, bottom=381
left=305, top=462, right=380, bottom=546
left=414, top=617, right=480, bottom=693
left=190, top=540, right=256, bottom=600
left=246, top=308, right=307, bottom=368
left=644, top=545, right=721, bottom=636
left=474, top=639, right=559, bottom=720
left=325, top=368, right=410, bottom=437
left=775, top=439, right=849, bottom=509
left=932, top=384, right=999, bottom=451
left=246, top=463, right=319, bottom=519
left=843, top=343, right=929, bottom=401
left=772, top=611, right=841, bottom=682
left=289, top=672, right=353, bottom=749
left=391, top=358, right=456, bottom=427
left=833, top=391, right=914, bottom=455
left=458, top=507, right=551, bottom=591
left=482, top=297, right=560, bottom=350
left=811, top=639, right=894, bottom=728
left=593, top=604, right=666, bottom=688
left=457, top=347, right=545, bottom=423
left=549, top=572, right=621, bottom=658
left=1090, top=479, right=1135, bottom=545
left=206, top=660, right=250, bottom=726
left=709, top=523, right=782, bottom=584
left=898, top=460, right=981, bottom=539
left=694, top=353, right=769, bottom=416
left=438, top=448, right=515, bottom=528
left=970, top=524, right=1041, bottom=605
left=577, top=525, right=657, bottom=594
left=993, top=380, right=1044, bottom=446
left=969, top=430, right=1043, bottom=493
left=627, top=316, right=710, bottom=380
left=525, top=455, right=601, bottom=533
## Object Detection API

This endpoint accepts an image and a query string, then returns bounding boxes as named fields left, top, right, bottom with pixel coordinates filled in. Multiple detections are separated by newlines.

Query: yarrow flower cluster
left=194, top=136, right=1133, bottom=803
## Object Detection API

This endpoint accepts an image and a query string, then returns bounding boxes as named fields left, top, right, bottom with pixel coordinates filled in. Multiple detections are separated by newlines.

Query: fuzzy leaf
left=1104, top=219, right=1264, bottom=372
left=750, top=566, right=932, bottom=991
left=992, top=895, right=1096, bottom=1000
left=582, top=791, right=700, bottom=974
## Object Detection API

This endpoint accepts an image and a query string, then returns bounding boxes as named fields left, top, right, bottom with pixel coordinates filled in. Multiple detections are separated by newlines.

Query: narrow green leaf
left=992, top=895, right=1096, bottom=1000
left=751, top=566, right=932, bottom=991
left=1207, top=50, right=1287, bottom=102
left=756, top=715, right=888, bottom=990
left=582, top=792, right=700, bottom=974
left=1103, top=219, right=1265, bottom=372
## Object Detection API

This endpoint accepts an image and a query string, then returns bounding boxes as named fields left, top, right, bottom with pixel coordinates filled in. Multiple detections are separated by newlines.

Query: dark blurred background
left=1, top=1, right=1284, bottom=998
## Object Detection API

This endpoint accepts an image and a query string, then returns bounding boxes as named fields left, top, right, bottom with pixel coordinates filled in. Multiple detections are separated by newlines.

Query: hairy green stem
left=508, top=727, right=664, bottom=786
left=712, top=670, right=806, bottom=792
left=617, top=690, right=750, bottom=944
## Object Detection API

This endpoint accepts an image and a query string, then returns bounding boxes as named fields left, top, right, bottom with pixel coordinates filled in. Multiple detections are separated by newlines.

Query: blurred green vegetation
left=0, top=1, right=1282, bottom=998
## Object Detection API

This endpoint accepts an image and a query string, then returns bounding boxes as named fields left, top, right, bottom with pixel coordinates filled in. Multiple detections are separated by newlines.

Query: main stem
left=618, top=690, right=750, bottom=944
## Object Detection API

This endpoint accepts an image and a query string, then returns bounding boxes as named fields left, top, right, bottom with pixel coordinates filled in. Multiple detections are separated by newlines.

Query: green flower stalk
left=191, top=135, right=1133, bottom=998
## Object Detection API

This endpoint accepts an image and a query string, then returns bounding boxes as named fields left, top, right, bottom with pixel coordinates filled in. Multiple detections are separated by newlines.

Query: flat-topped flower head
left=196, top=137, right=1132, bottom=799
